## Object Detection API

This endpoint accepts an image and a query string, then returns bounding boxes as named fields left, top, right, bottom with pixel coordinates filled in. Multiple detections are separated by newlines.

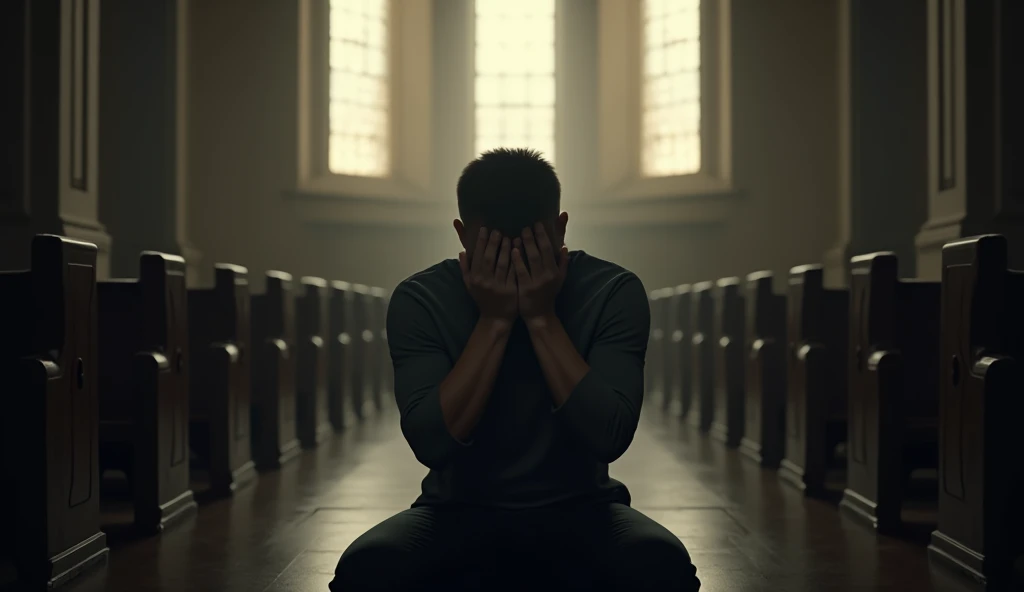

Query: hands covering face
left=458, top=222, right=569, bottom=323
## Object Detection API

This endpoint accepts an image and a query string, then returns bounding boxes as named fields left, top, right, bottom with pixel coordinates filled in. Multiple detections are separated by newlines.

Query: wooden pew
left=350, top=284, right=373, bottom=418
left=0, top=235, right=108, bottom=588
left=690, top=281, right=715, bottom=431
left=779, top=264, right=849, bottom=496
left=97, top=252, right=197, bottom=533
left=711, top=277, right=745, bottom=447
left=372, top=288, right=393, bottom=401
left=840, top=252, right=940, bottom=533
left=296, top=276, right=331, bottom=448
left=187, top=263, right=256, bottom=497
left=928, top=234, right=1024, bottom=588
left=669, top=285, right=693, bottom=418
left=646, top=288, right=670, bottom=405
left=740, top=271, right=788, bottom=468
left=369, top=287, right=388, bottom=407
left=327, top=281, right=355, bottom=430
left=250, top=271, right=301, bottom=470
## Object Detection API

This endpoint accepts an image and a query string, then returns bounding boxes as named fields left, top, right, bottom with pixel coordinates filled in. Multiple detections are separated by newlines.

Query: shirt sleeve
left=387, top=285, right=469, bottom=471
left=552, top=273, right=650, bottom=463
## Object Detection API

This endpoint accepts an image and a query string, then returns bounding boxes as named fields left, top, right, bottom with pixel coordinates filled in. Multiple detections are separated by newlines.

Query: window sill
left=286, top=189, right=456, bottom=228
left=288, top=180, right=743, bottom=228
left=571, top=177, right=743, bottom=226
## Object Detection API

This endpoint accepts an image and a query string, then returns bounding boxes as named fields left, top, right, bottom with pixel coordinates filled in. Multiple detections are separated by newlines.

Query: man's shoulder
left=566, top=250, right=644, bottom=295
left=389, top=259, right=465, bottom=319
left=394, top=259, right=461, bottom=297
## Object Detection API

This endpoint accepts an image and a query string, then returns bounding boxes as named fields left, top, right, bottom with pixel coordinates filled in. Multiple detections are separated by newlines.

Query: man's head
left=453, top=148, right=569, bottom=258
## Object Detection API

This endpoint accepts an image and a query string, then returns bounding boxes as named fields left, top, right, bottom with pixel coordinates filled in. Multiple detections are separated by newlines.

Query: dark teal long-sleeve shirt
left=386, top=250, right=650, bottom=509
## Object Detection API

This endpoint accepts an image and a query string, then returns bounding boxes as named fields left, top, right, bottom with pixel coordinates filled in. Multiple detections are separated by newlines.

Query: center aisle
left=67, top=407, right=973, bottom=592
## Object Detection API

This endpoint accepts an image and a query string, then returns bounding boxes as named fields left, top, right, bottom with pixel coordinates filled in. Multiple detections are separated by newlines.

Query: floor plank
left=62, top=406, right=975, bottom=592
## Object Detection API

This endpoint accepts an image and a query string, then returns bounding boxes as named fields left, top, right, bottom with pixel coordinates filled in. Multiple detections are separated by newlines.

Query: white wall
left=186, top=0, right=841, bottom=292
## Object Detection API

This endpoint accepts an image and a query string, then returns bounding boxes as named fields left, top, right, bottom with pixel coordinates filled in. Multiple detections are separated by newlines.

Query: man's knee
left=331, top=534, right=415, bottom=591
left=619, top=534, right=700, bottom=590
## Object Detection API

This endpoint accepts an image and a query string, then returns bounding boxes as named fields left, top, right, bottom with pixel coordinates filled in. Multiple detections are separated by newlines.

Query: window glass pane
left=328, top=0, right=390, bottom=177
left=474, top=0, right=556, bottom=164
left=641, top=0, right=701, bottom=177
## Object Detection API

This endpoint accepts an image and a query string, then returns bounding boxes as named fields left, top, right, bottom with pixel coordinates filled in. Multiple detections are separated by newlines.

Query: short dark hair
left=456, top=148, right=561, bottom=236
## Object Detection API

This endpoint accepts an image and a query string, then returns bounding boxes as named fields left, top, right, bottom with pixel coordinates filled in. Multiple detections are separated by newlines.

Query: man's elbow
left=592, top=429, right=637, bottom=464
left=399, top=416, right=455, bottom=471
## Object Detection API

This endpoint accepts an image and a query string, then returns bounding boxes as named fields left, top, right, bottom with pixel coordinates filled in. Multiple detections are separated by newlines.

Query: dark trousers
left=330, top=501, right=700, bottom=591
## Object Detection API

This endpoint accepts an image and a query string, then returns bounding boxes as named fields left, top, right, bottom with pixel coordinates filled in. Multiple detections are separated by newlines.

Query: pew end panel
left=129, top=252, right=197, bottom=533
left=371, top=286, right=391, bottom=405
left=350, top=284, right=375, bottom=419
left=781, top=264, right=849, bottom=497
left=328, top=281, right=354, bottom=431
left=928, top=234, right=1024, bottom=588
left=250, top=271, right=301, bottom=470
left=741, top=271, right=787, bottom=468
left=690, top=281, right=716, bottom=431
left=646, top=288, right=671, bottom=409
left=131, top=351, right=197, bottom=532
left=187, top=263, right=256, bottom=497
left=840, top=350, right=904, bottom=531
left=669, top=285, right=693, bottom=419
left=0, top=235, right=109, bottom=588
left=842, top=252, right=941, bottom=533
left=296, top=276, right=331, bottom=449
left=712, top=277, right=745, bottom=447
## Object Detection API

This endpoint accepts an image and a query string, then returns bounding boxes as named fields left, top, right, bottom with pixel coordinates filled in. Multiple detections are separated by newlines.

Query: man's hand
left=512, top=222, right=569, bottom=323
left=460, top=227, right=517, bottom=324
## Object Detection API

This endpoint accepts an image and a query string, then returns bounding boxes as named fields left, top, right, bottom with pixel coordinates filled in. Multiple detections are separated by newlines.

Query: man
left=331, top=149, right=700, bottom=591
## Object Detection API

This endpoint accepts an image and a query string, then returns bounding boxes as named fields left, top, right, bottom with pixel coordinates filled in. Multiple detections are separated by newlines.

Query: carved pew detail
left=928, top=235, right=1024, bottom=588
left=840, top=252, right=940, bottom=532
left=98, top=252, right=197, bottom=533
left=740, top=271, right=787, bottom=468
left=690, top=281, right=715, bottom=431
left=187, top=263, right=256, bottom=497
left=250, top=272, right=301, bottom=470
left=666, top=285, right=692, bottom=418
left=296, top=277, right=331, bottom=448
left=328, top=281, right=354, bottom=431
left=711, top=277, right=745, bottom=447
left=0, top=235, right=109, bottom=588
left=779, top=264, right=848, bottom=496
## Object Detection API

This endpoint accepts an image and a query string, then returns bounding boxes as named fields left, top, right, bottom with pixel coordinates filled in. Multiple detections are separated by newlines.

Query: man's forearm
left=438, top=317, right=512, bottom=441
left=525, top=314, right=590, bottom=408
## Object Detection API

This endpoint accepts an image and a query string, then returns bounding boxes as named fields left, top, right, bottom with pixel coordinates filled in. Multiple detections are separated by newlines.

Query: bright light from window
left=642, top=0, right=701, bottom=177
left=474, top=0, right=556, bottom=165
left=328, top=0, right=389, bottom=177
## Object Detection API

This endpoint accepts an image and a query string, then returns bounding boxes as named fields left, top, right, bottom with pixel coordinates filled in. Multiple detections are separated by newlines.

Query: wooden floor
left=64, top=404, right=977, bottom=592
